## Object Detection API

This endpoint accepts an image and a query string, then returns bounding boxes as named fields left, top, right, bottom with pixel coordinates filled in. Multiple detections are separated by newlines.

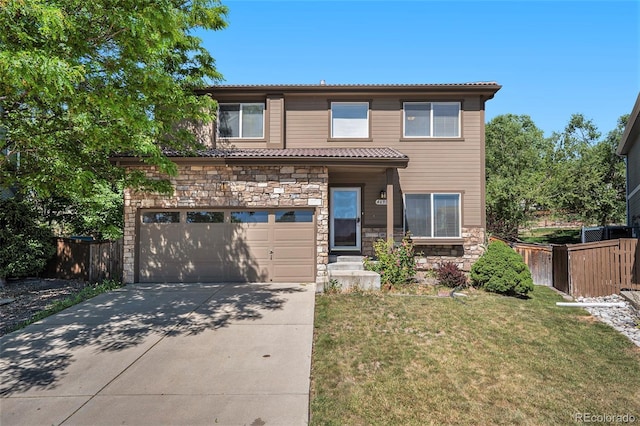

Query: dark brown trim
left=197, top=84, right=502, bottom=100
left=617, top=92, right=640, bottom=155
left=327, top=138, right=374, bottom=143
left=412, top=238, right=465, bottom=246
left=113, top=156, right=409, bottom=168
left=399, top=138, right=465, bottom=142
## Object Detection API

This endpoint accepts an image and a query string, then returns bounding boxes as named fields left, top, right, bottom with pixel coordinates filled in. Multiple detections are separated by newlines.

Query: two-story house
left=115, top=83, right=501, bottom=286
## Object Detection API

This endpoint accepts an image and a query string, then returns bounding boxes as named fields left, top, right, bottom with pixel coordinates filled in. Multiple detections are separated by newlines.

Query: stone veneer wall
left=361, top=226, right=485, bottom=271
left=122, top=164, right=329, bottom=284
left=361, top=227, right=404, bottom=257
left=414, top=227, right=486, bottom=271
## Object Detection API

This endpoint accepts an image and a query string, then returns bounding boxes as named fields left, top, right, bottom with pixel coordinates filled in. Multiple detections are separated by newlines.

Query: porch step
left=326, top=255, right=380, bottom=291
left=327, top=270, right=381, bottom=291
left=336, top=255, right=366, bottom=263
left=327, top=262, right=364, bottom=271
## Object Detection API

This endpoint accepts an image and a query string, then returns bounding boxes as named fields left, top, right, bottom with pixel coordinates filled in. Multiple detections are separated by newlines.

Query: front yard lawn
left=310, top=286, right=640, bottom=425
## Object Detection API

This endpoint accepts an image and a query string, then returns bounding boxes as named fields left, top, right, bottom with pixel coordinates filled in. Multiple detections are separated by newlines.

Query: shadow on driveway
left=0, top=282, right=307, bottom=397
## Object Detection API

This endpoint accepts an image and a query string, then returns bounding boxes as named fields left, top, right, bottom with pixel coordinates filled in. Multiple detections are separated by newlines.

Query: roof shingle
left=161, top=147, right=408, bottom=160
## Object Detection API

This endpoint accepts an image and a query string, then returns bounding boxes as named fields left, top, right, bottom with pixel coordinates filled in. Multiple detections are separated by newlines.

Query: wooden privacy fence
left=46, top=238, right=123, bottom=283
left=489, top=236, right=554, bottom=287
left=552, top=239, right=640, bottom=297
left=492, top=236, right=640, bottom=297
left=511, top=243, right=553, bottom=286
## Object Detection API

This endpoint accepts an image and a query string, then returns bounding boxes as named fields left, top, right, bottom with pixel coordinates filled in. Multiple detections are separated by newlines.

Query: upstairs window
left=218, top=103, right=265, bottom=138
left=404, top=193, right=461, bottom=238
left=403, top=102, right=460, bottom=138
left=331, top=102, right=369, bottom=138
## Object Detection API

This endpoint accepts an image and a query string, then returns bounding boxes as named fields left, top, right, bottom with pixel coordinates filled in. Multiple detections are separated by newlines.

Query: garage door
left=138, top=209, right=316, bottom=283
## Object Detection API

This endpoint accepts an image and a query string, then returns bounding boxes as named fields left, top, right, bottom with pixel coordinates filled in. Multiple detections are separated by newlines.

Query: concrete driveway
left=0, top=282, right=316, bottom=425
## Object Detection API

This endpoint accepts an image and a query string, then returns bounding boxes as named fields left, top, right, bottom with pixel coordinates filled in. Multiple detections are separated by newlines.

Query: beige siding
left=267, top=95, right=284, bottom=148
left=202, top=92, right=488, bottom=230
left=330, top=169, right=403, bottom=227
left=286, top=95, right=486, bottom=227
left=286, top=97, right=329, bottom=145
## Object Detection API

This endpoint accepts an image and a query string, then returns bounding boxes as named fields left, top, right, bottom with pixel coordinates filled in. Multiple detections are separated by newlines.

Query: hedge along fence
left=491, top=236, right=640, bottom=297
left=45, top=238, right=123, bottom=283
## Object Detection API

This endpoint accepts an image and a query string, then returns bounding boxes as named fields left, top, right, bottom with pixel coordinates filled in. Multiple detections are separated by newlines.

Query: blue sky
left=197, top=0, right=640, bottom=138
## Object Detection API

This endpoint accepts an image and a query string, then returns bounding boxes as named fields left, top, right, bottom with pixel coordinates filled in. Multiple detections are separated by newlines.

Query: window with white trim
left=331, top=102, right=369, bottom=138
left=218, top=103, right=265, bottom=138
left=404, top=193, right=461, bottom=238
left=403, top=102, right=460, bottom=138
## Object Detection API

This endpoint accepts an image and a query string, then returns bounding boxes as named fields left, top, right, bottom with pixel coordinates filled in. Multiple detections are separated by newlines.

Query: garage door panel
left=139, top=210, right=315, bottom=283
left=274, top=246, right=314, bottom=261
left=272, top=263, right=314, bottom=282
left=274, top=229, right=315, bottom=243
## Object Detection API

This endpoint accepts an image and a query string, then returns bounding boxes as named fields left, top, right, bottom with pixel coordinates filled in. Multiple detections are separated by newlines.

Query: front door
left=330, top=187, right=361, bottom=251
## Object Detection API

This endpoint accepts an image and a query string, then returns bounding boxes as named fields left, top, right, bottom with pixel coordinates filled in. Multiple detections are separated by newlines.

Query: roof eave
left=617, top=92, right=640, bottom=156
left=196, top=83, right=502, bottom=98
left=224, top=157, right=409, bottom=168
left=111, top=156, right=409, bottom=168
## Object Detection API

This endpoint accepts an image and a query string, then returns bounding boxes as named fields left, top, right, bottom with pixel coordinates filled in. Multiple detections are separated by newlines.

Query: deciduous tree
left=548, top=114, right=627, bottom=226
left=0, top=0, right=228, bottom=200
left=485, top=114, right=552, bottom=238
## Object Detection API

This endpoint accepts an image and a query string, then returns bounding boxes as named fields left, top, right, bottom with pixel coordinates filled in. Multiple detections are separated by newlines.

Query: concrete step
left=336, top=255, right=366, bottom=263
left=327, top=262, right=364, bottom=271
left=327, top=270, right=380, bottom=291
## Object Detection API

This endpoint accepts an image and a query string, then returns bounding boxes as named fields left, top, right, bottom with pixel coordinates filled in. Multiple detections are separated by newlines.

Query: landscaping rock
left=577, top=294, right=640, bottom=347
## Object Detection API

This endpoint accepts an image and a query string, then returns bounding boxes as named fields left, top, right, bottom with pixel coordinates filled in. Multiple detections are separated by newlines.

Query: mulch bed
left=0, top=278, right=92, bottom=336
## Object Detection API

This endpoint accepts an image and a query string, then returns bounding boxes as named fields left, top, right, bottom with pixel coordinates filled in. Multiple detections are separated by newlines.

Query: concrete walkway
left=0, top=282, right=316, bottom=425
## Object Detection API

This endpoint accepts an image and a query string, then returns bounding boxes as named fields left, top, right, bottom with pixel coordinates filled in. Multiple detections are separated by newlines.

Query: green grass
left=10, top=279, right=123, bottom=332
left=519, top=227, right=581, bottom=244
left=310, top=286, right=640, bottom=425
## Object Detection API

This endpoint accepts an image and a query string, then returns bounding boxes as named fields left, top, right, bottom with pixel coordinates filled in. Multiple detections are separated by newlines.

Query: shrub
left=325, top=279, right=341, bottom=294
left=436, top=262, right=468, bottom=288
left=0, top=198, right=56, bottom=281
left=470, top=240, right=534, bottom=297
left=364, top=235, right=416, bottom=287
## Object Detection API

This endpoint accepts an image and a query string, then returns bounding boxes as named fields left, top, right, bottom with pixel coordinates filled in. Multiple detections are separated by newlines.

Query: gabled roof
left=617, top=92, right=640, bottom=156
left=114, top=147, right=410, bottom=168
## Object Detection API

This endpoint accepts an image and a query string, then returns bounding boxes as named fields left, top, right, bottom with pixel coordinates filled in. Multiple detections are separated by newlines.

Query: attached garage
left=138, top=209, right=316, bottom=283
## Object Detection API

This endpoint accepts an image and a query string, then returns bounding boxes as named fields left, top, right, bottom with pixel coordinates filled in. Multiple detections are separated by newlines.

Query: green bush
left=470, top=240, right=534, bottom=297
left=364, top=235, right=416, bottom=287
left=436, top=262, right=468, bottom=288
left=0, top=198, right=56, bottom=280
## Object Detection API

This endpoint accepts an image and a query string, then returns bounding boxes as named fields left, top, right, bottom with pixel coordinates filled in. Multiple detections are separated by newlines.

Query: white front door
left=330, top=187, right=361, bottom=251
